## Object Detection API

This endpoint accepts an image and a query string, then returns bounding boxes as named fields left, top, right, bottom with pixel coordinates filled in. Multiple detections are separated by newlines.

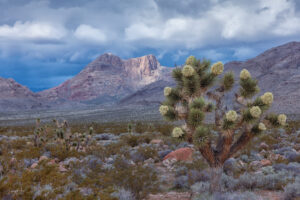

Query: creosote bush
left=160, top=55, right=287, bottom=192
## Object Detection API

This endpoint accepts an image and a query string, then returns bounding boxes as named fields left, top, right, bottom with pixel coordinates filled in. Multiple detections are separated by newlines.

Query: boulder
left=163, top=147, right=193, bottom=162
left=39, top=156, right=48, bottom=163
left=260, top=142, right=269, bottom=150
left=249, top=160, right=262, bottom=170
left=260, top=159, right=272, bottom=166
left=59, top=165, right=68, bottom=172
left=150, top=139, right=163, bottom=145
left=30, top=162, right=38, bottom=169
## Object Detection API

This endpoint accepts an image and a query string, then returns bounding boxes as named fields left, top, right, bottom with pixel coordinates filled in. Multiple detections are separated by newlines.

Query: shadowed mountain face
left=119, top=42, right=300, bottom=114
left=0, top=41, right=299, bottom=114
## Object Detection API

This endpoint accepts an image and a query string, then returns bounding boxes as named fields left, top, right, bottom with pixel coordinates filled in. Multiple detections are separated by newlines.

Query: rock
left=39, top=156, right=48, bottom=163
left=42, top=151, right=51, bottom=158
left=268, top=153, right=285, bottom=163
left=260, top=149, right=269, bottom=158
left=162, top=158, right=177, bottom=170
left=240, top=154, right=249, bottom=163
left=79, top=187, right=93, bottom=196
left=163, top=147, right=193, bottom=162
left=260, top=142, right=269, bottom=150
left=130, top=150, right=145, bottom=163
left=249, top=161, right=263, bottom=170
left=62, top=157, right=79, bottom=166
left=31, top=162, right=38, bottom=169
left=260, top=159, right=272, bottom=167
left=9, top=157, right=17, bottom=166
left=147, top=192, right=191, bottom=200
left=59, top=165, right=68, bottom=172
left=47, top=159, right=56, bottom=166
left=150, top=139, right=163, bottom=145
left=94, top=133, right=115, bottom=140
left=24, top=158, right=38, bottom=168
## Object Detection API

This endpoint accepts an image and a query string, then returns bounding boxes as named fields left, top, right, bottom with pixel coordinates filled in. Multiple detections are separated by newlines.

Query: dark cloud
left=0, top=0, right=299, bottom=91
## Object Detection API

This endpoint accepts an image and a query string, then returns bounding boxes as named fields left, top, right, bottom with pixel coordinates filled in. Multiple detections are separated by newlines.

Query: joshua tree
left=160, top=56, right=287, bottom=192
left=33, top=118, right=48, bottom=147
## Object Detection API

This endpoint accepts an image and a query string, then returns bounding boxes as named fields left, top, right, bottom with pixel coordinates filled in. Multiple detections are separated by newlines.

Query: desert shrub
left=0, top=163, right=70, bottom=199
left=284, top=176, right=300, bottom=200
left=46, top=144, right=85, bottom=161
left=137, top=146, right=158, bottom=161
left=78, top=163, right=158, bottom=200
left=174, top=175, right=189, bottom=189
left=192, top=191, right=263, bottom=200
left=153, top=123, right=174, bottom=136
left=122, top=134, right=139, bottom=147
left=111, top=188, right=135, bottom=200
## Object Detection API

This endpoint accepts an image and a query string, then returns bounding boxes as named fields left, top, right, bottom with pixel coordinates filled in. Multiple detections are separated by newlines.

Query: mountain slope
left=38, top=53, right=170, bottom=103
left=119, top=41, right=300, bottom=114
left=0, top=77, right=43, bottom=111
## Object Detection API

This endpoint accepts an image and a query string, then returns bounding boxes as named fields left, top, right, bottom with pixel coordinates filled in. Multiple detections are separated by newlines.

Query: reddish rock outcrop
left=163, top=147, right=194, bottom=162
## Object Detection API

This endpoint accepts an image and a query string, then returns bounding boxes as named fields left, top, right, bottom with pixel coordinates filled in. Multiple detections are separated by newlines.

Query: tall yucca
left=159, top=55, right=287, bottom=192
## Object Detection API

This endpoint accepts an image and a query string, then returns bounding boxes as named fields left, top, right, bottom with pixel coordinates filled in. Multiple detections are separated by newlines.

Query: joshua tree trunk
left=209, top=166, right=223, bottom=193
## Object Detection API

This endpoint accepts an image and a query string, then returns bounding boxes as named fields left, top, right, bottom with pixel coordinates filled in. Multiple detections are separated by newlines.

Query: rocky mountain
left=0, top=42, right=299, bottom=115
left=0, top=77, right=42, bottom=111
left=37, top=53, right=171, bottom=103
left=119, top=42, right=300, bottom=114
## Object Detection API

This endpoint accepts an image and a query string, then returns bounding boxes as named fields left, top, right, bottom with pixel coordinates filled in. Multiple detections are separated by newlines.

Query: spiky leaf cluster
left=239, top=69, right=259, bottom=98
left=193, top=126, right=210, bottom=147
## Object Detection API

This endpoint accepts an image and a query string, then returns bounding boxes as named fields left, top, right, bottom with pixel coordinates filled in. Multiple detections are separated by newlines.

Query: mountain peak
left=93, top=53, right=123, bottom=67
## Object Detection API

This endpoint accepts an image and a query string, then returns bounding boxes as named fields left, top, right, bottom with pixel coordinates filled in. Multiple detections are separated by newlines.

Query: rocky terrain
left=38, top=53, right=171, bottom=103
left=120, top=42, right=300, bottom=115
left=0, top=121, right=299, bottom=199
left=0, top=41, right=299, bottom=123
left=0, top=53, right=171, bottom=111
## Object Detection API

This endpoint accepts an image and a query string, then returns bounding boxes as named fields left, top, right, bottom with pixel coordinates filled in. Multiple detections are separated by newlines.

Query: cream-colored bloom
left=261, top=92, right=273, bottom=105
left=240, top=69, right=251, bottom=80
left=258, top=123, right=266, bottom=131
left=159, top=105, right=169, bottom=115
left=226, top=110, right=238, bottom=122
left=250, top=106, right=262, bottom=118
left=211, top=62, right=224, bottom=75
left=164, top=87, right=172, bottom=96
left=172, top=127, right=184, bottom=138
left=185, top=56, right=197, bottom=66
left=277, top=114, right=287, bottom=126
left=182, top=65, right=195, bottom=77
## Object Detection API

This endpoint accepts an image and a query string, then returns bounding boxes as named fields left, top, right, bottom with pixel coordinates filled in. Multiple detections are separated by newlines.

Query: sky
left=0, top=0, right=299, bottom=91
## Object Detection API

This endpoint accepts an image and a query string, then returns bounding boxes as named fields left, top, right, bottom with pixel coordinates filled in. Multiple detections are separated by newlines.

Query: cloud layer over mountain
left=0, top=0, right=299, bottom=90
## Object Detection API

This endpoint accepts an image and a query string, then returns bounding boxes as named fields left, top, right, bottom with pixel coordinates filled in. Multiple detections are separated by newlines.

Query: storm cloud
left=0, top=0, right=299, bottom=91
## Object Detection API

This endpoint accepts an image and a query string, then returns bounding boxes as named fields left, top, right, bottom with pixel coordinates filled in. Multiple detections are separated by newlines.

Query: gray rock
left=130, top=150, right=145, bottom=163
left=24, top=158, right=38, bottom=168
left=63, top=157, right=80, bottom=166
